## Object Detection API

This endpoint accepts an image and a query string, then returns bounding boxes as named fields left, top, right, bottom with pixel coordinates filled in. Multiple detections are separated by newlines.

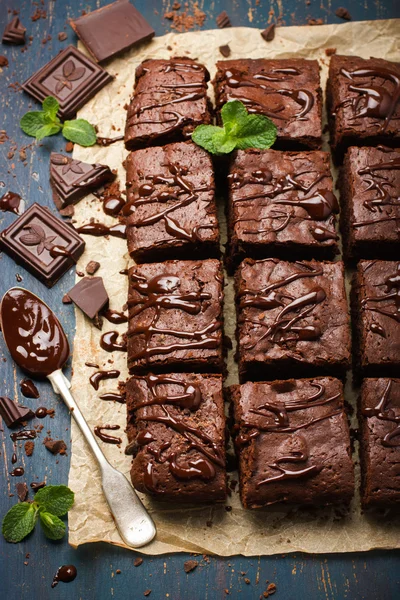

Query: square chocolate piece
left=125, top=141, right=220, bottom=263
left=126, top=373, right=227, bottom=502
left=68, top=277, right=109, bottom=320
left=69, top=0, right=155, bottom=63
left=227, top=148, right=338, bottom=270
left=359, top=378, right=400, bottom=509
left=351, top=260, right=400, bottom=380
left=230, top=377, right=354, bottom=508
left=327, top=55, right=400, bottom=160
left=50, top=152, right=115, bottom=210
left=0, top=203, right=85, bottom=287
left=235, top=258, right=351, bottom=382
left=339, top=146, right=400, bottom=261
left=124, top=58, right=212, bottom=150
left=213, top=59, right=322, bottom=150
left=22, top=45, right=113, bottom=120
left=127, top=259, right=224, bottom=374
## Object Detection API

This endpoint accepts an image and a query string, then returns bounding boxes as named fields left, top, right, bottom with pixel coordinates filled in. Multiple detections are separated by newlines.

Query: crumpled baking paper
left=68, top=19, right=400, bottom=555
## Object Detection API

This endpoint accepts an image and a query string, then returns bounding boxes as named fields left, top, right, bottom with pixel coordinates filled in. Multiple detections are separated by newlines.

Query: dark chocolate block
left=230, top=377, right=354, bottom=508
left=125, top=141, right=220, bottom=263
left=2, top=16, right=26, bottom=44
left=127, top=259, right=224, bottom=374
left=0, top=396, right=34, bottom=428
left=124, top=58, right=212, bottom=150
left=126, top=373, right=227, bottom=502
left=359, top=378, right=400, bottom=509
left=339, top=146, right=400, bottom=261
left=50, top=152, right=115, bottom=210
left=0, top=203, right=85, bottom=287
left=22, top=45, right=113, bottom=120
left=235, top=258, right=351, bottom=382
left=213, top=59, right=322, bottom=150
left=351, top=260, right=400, bottom=380
left=68, top=277, right=109, bottom=320
left=327, top=55, right=400, bottom=160
left=227, top=148, right=338, bottom=269
left=69, top=0, right=155, bottom=63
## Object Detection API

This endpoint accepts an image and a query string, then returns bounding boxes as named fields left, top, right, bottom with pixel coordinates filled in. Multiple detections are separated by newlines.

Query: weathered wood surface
left=1, top=1, right=399, bottom=599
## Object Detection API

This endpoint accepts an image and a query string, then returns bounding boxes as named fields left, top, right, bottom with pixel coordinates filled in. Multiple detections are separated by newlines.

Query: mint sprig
left=2, top=484, right=74, bottom=543
left=20, top=96, right=96, bottom=146
left=192, top=100, right=277, bottom=155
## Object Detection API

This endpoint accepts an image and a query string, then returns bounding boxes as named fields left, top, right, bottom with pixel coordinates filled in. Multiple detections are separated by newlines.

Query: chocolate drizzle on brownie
left=362, top=379, right=400, bottom=447
left=362, top=261, right=400, bottom=336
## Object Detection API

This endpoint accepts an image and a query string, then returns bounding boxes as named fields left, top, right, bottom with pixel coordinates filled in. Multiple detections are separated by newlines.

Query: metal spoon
left=0, top=287, right=156, bottom=548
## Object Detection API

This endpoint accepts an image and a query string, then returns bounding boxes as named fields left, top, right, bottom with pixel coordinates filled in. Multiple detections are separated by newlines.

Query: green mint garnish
left=20, top=96, right=96, bottom=147
left=2, top=484, right=74, bottom=543
left=192, top=100, right=277, bottom=155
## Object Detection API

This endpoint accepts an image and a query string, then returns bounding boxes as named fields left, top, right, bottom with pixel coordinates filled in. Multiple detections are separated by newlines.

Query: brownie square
left=126, top=373, right=227, bottom=502
left=230, top=378, right=354, bottom=508
left=327, top=55, right=400, bottom=160
left=339, top=146, right=400, bottom=261
left=213, top=59, right=322, bottom=150
left=359, top=378, right=400, bottom=509
left=351, top=260, right=400, bottom=380
left=227, top=148, right=338, bottom=269
left=127, top=259, right=224, bottom=374
left=125, top=141, right=220, bottom=263
left=124, top=58, right=212, bottom=150
left=235, top=258, right=351, bottom=382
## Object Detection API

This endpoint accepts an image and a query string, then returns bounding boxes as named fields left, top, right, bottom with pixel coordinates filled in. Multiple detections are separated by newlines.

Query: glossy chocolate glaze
left=96, top=135, right=124, bottom=146
left=10, top=429, right=37, bottom=442
left=99, top=392, right=126, bottom=404
left=0, top=191, right=24, bottom=215
left=89, top=369, right=120, bottom=390
left=103, top=309, right=128, bottom=324
left=77, top=222, right=126, bottom=239
left=94, top=424, right=122, bottom=444
left=51, top=565, right=77, bottom=588
left=20, top=379, right=39, bottom=399
left=100, top=331, right=127, bottom=352
left=362, top=261, right=400, bottom=338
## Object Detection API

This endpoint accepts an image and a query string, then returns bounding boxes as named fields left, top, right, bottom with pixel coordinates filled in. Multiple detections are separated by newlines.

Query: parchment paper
left=68, top=19, right=400, bottom=556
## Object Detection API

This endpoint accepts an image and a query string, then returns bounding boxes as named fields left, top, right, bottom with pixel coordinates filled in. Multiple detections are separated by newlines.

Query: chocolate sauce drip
left=362, top=262, right=400, bottom=336
left=20, top=379, right=39, bottom=399
left=89, top=370, right=120, bottom=390
left=94, top=424, right=122, bottom=444
left=239, top=262, right=326, bottom=348
left=362, top=379, right=400, bottom=447
left=99, top=392, right=126, bottom=404
left=0, top=288, right=70, bottom=378
left=49, top=245, right=76, bottom=262
left=136, top=374, right=202, bottom=410
left=0, top=191, right=24, bottom=215
left=35, top=407, right=48, bottom=419
left=103, top=309, right=128, bottom=324
left=223, top=66, right=314, bottom=121
left=51, top=565, right=77, bottom=588
left=310, top=225, right=339, bottom=241
left=77, top=222, right=126, bottom=239
left=10, top=467, right=24, bottom=476
left=340, top=66, right=400, bottom=132
left=30, top=481, right=46, bottom=491
left=102, top=196, right=126, bottom=217
left=100, top=331, right=127, bottom=352
left=96, top=135, right=124, bottom=146
left=128, top=273, right=221, bottom=362
left=11, top=452, right=17, bottom=464
left=10, top=429, right=37, bottom=442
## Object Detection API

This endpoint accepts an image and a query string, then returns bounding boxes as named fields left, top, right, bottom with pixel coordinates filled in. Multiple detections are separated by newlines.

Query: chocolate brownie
left=339, top=146, right=400, bottom=261
left=127, top=259, right=224, bottom=374
left=227, top=148, right=338, bottom=269
left=230, top=378, right=354, bottom=508
left=126, top=373, right=227, bottom=502
left=235, top=258, right=351, bottom=382
left=358, top=378, right=400, bottom=509
left=351, top=260, right=400, bottom=380
left=124, top=58, right=212, bottom=150
left=213, top=59, right=322, bottom=150
left=125, top=141, right=220, bottom=263
left=327, top=55, right=400, bottom=160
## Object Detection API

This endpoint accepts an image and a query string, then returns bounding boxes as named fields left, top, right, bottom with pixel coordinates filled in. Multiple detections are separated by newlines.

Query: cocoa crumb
left=244, top=578, right=251, bottom=585
left=325, top=47, right=337, bottom=56
left=65, top=141, right=74, bottom=152
left=335, top=7, right=352, bottom=20
left=24, top=441, right=34, bottom=456
left=134, top=557, right=143, bottom=567
left=144, top=591, right=151, bottom=597
left=30, top=480, right=46, bottom=491
left=224, top=590, right=230, bottom=595
left=267, top=583, right=277, bottom=595
left=86, top=261, right=100, bottom=275
left=164, top=2, right=206, bottom=32
left=31, top=8, right=46, bottom=21
left=0, top=56, right=9, bottom=67
left=219, top=44, right=231, bottom=58
left=116, top=569, right=121, bottom=574
left=307, top=18, right=324, bottom=25
left=19, top=148, right=27, bottom=162
left=261, top=23, right=275, bottom=42
left=43, top=437, right=67, bottom=455
left=184, top=559, right=198, bottom=573
left=58, top=32, right=67, bottom=41
left=16, top=482, right=28, bottom=502
left=62, top=293, right=72, bottom=304
left=7, top=151, right=14, bottom=159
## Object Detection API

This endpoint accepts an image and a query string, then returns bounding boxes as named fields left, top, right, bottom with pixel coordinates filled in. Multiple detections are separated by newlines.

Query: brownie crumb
left=335, top=7, right=352, bottom=20
left=224, top=590, right=230, bottom=595
left=244, top=578, right=251, bottom=585
left=219, top=44, right=231, bottom=57
left=44, top=438, right=67, bottom=455
left=65, top=141, right=74, bottom=152
left=307, top=18, right=324, bottom=25
left=267, top=583, right=277, bottom=595
left=184, top=560, right=198, bottom=573
left=116, top=569, right=121, bottom=574
left=86, top=261, right=100, bottom=275
left=325, top=47, right=337, bottom=56
left=144, top=591, right=151, bottom=597
left=24, top=441, right=34, bottom=456
left=58, top=31, right=67, bottom=41
left=261, top=23, right=275, bottom=42
left=59, top=204, right=75, bottom=218
left=0, top=56, right=9, bottom=67
left=216, top=10, right=231, bottom=28
left=134, top=557, right=143, bottom=567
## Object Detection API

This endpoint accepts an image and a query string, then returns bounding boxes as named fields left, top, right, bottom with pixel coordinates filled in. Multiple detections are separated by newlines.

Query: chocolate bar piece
left=50, top=152, right=115, bottom=210
left=69, top=0, right=155, bottom=63
left=22, top=45, right=113, bottom=120
left=0, top=396, right=34, bottom=428
left=0, top=203, right=85, bottom=287
left=68, top=277, right=109, bottom=320
left=2, top=17, right=26, bottom=45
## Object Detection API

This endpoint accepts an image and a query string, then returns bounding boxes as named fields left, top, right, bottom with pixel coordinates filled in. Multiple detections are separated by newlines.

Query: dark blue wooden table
left=1, top=2, right=400, bottom=599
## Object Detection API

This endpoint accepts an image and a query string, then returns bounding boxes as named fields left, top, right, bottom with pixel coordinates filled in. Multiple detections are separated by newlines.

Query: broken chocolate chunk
left=184, top=560, right=198, bottom=573
left=16, top=482, right=28, bottom=502
left=44, top=438, right=67, bottom=455
left=335, top=7, right=352, bottom=20
left=67, top=276, right=109, bottom=320
left=261, top=23, right=275, bottom=42
left=85, top=260, right=100, bottom=275
left=0, top=396, right=34, bottom=428
left=219, top=44, right=231, bottom=57
left=216, top=11, right=231, bottom=28
left=2, top=17, right=26, bottom=44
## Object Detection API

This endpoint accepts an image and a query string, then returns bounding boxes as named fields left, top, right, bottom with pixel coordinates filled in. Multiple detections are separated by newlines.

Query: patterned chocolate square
left=0, top=203, right=85, bottom=287
left=22, top=45, right=113, bottom=119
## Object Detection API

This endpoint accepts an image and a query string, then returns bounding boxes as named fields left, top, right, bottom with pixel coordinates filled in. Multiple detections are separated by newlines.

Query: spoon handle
left=47, top=369, right=156, bottom=548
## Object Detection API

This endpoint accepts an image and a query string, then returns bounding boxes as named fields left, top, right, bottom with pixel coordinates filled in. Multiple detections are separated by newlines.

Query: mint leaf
left=42, top=96, right=59, bottom=120
left=192, top=100, right=277, bottom=155
left=35, top=123, right=62, bottom=141
left=20, top=112, right=48, bottom=137
left=34, top=485, right=74, bottom=516
left=39, top=512, right=66, bottom=540
left=2, top=503, right=38, bottom=543
left=62, top=119, right=96, bottom=146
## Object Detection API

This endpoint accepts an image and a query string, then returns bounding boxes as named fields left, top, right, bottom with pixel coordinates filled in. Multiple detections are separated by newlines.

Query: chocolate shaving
left=261, top=24, right=275, bottom=42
